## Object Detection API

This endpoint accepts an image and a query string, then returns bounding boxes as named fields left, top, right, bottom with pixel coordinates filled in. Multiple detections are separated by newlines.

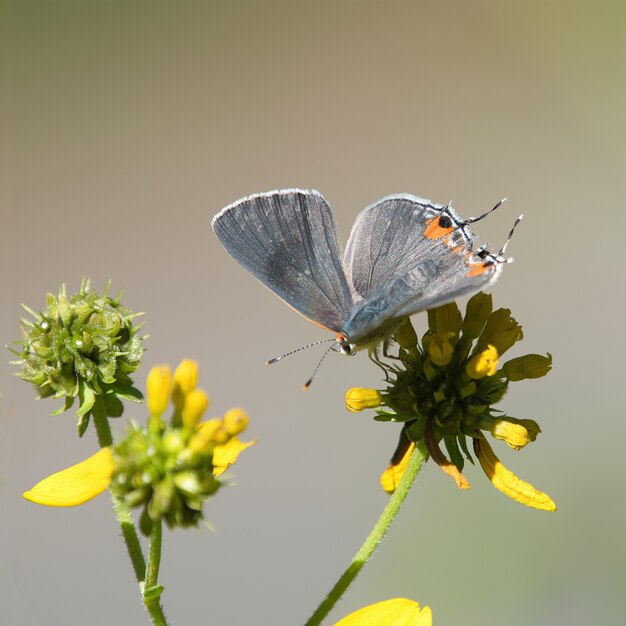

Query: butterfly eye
left=337, top=339, right=356, bottom=356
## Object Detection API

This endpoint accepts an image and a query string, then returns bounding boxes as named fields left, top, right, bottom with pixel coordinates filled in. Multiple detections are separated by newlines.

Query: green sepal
left=443, top=433, right=464, bottom=472
left=77, top=412, right=90, bottom=437
left=105, top=393, right=124, bottom=417
left=50, top=395, right=74, bottom=416
left=457, top=434, right=474, bottom=465
left=76, top=381, right=95, bottom=418
left=112, top=384, right=143, bottom=402
left=139, top=509, right=154, bottom=536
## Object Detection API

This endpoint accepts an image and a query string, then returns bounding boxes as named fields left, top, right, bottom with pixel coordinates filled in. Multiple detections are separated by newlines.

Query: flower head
left=347, top=293, right=555, bottom=511
left=11, top=279, right=144, bottom=434
left=23, top=361, right=256, bottom=533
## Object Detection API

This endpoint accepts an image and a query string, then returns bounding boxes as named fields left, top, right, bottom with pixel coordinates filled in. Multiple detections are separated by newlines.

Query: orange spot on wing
left=467, top=263, right=491, bottom=277
left=424, top=216, right=454, bottom=240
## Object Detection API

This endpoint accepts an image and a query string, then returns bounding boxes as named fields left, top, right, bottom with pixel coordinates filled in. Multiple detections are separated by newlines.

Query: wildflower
left=334, top=598, right=432, bottom=625
left=23, top=361, right=255, bottom=532
left=347, top=293, right=555, bottom=511
left=11, top=280, right=144, bottom=434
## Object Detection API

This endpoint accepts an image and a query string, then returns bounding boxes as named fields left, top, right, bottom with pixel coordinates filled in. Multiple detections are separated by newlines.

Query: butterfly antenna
left=303, top=344, right=336, bottom=390
left=266, top=338, right=335, bottom=365
left=465, top=198, right=508, bottom=225
left=499, top=214, right=523, bottom=257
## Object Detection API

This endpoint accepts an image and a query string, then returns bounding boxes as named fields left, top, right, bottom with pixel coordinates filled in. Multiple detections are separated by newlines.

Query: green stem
left=144, top=518, right=168, bottom=626
left=91, top=397, right=168, bottom=625
left=304, top=442, right=428, bottom=626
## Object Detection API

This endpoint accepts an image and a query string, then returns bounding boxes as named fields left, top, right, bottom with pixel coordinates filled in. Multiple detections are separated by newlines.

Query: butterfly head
left=335, top=333, right=357, bottom=356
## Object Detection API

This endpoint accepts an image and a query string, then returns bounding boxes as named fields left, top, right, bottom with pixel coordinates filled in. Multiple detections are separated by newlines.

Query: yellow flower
left=345, top=293, right=556, bottom=511
left=24, top=360, right=255, bottom=522
left=474, top=438, right=556, bottom=511
left=466, top=345, right=499, bottom=379
left=334, top=598, right=432, bottom=626
left=23, top=448, right=114, bottom=507
left=346, top=388, right=383, bottom=413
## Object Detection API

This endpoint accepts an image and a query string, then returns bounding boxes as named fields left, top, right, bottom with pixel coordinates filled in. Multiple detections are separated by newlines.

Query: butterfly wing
left=342, top=194, right=502, bottom=341
left=212, top=189, right=354, bottom=333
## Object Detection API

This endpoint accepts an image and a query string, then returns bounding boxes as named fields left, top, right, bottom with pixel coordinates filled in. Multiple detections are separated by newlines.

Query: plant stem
left=91, top=397, right=147, bottom=583
left=304, top=442, right=428, bottom=626
left=91, top=397, right=167, bottom=624
left=144, top=518, right=168, bottom=626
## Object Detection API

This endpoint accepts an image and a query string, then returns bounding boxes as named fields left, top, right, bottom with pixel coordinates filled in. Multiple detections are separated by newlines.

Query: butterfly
left=212, top=189, right=517, bottom=365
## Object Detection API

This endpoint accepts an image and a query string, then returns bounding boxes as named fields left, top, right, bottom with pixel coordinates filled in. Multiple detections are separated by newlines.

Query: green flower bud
left=477, top=308, right=523, bottom=356
left=503, top=353, right=552, bottom=381
left=462, top=292, right=493, bottom=340
left=12, top=279, right=144, bottom=426
left=394, top=317, right=418, bottom=349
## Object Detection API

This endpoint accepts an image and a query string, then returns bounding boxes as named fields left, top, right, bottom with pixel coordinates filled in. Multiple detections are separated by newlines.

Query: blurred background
left=1, top=2, right=625, bottom=625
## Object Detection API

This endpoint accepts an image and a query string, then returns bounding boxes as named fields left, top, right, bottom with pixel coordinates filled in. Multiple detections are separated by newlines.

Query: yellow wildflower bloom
left=346, top=293, right=555, bottom=511
left=474, top=438, right=556, bottom=511
left=334, top=598, right=432, bottom=626
left=23, top=448, right=114, bottom=507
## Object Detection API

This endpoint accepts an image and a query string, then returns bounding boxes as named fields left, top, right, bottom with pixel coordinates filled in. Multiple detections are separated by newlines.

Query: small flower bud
left=428, top=302, right=462, bottom=335
left=222, top=408, right=249, bottom=436
left=188, top=419, right=223, bottom=453
left=477, top=308, right=523, bottom=355
left=466, top=345, right=499, bottom=379
left=346, top=388, right=382, bottom=413
left=503, top=353, right=552, bottom=381
left=146, top=365, right=172, bottom=416
left=172, top=359, right=199, bottom=408
left=490, top=418, right=530, bottom=450
left=181, top=389, right=210, bottom=429
left=462, top=292, right=492, bottom=339
left=424, top=333, right=455, bottom=367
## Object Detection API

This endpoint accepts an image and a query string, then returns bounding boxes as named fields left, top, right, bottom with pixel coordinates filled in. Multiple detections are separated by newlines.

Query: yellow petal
left=212, top=437, right=256, bottom=476
left=474, top=438, right=556, bottom=511
left=334, top=598, right=432, bottom=626
left=380, top=441, right=415, bottom=494
left=23, top=448, right=114, bottom=507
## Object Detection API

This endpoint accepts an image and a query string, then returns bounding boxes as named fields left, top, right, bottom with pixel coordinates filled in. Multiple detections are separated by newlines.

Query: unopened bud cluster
left=12, top=280, right=144, bottom=425
left=110, top=360, right=251, bottom=534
